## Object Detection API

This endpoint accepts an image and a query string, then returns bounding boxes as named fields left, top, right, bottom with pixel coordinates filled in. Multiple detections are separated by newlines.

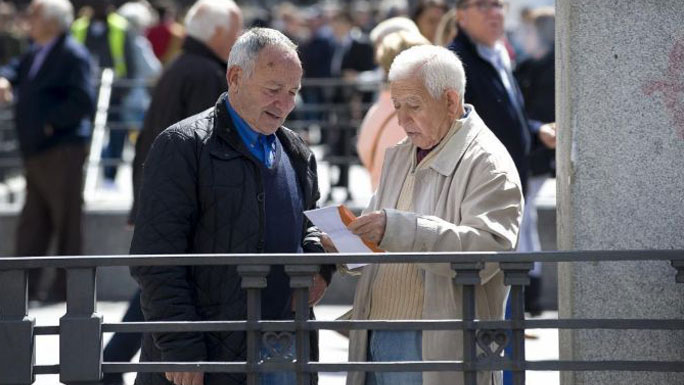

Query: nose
left=396, top=108, right=411, bottom=128
left=275, top=92, right=296, bottom=115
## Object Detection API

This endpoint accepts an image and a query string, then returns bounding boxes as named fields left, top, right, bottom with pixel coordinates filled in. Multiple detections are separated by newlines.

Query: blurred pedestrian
left=118, top=1, right=161, bottom=131
left=0, top=0, right=95, bottom=303
left=0, top=1, right=29, bottom=66
left=130, top=0, right=243, bottom=224
left=410, top=0, right=448, bottom=43
left=72, top=0, right=138, bottom=188
left=145, top=0, right=184, bottom=65
left=514, top=7, right=556, bottom=315
left=328, top=9, right=375, bottom=201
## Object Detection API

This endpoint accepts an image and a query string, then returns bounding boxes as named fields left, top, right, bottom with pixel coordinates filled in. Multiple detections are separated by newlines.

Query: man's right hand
left=0, top=77, right=13, bottom=104
left=165, top=371, right=204, bottom=385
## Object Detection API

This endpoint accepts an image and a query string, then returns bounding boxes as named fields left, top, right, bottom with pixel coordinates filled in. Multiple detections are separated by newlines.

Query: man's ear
left=445, top=89, right=462, bottom=120
left=226, top=66, right=242, bottom=91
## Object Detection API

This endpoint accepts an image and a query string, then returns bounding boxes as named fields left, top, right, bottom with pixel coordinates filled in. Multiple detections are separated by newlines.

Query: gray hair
left=369, top=17, right=421, bottom=46
left=184, top=0, right=239, bottom=43
left=35, top=0, right=73, bottom=30
left=118, top=2, right=157, bottom=33
left=227, top=28, right=297, bottom=77
left=388, top=45, right=466, bottom=101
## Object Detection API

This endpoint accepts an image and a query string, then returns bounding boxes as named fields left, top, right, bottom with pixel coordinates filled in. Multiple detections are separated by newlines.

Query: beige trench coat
left=346, top=106, right=524, bottom=385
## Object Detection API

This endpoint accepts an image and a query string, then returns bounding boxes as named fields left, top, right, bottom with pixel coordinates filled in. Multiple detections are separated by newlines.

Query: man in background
left=0, top=0, right=94, bottom=303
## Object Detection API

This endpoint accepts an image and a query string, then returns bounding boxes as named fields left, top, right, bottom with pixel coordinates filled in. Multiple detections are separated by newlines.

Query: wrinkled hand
left=538, top=122, right=556, bottom=149
left=165, top=371, right=204, bottom=385
left=0, top=77, right=13, bottom=104
left=348, top=210, right=386, bottom=246
left=320, top=233, right=338, bottom=253
left=309, top=273, right=327, bottom=306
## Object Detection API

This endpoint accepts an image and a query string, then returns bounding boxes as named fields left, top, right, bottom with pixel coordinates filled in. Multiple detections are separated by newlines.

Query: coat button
left=256, top=192, right=265, bottom=202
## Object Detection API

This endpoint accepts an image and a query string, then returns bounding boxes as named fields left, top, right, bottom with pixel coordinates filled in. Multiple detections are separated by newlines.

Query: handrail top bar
left=0, top=249, right=682, bottom=269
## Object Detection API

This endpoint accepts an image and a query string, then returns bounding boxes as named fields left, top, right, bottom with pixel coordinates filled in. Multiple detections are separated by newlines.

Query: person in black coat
left=0, top=0, right=95, bottom=303
left=448, top=0, right=556, bottom=193
left=130, top=0, right=243, bottom=224
left=130, top=28, right=333, bottom=385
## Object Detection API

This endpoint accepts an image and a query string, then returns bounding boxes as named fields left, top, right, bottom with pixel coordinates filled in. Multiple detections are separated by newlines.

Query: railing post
left=671, top=260, right=684, bottom=283
left=285, top=265, right=319, bottom=385
left=452, top=262, right=483, bottom=385
left=0, top=269, right=34, bottom=385
left=500, top=262, right=533, bottom=385
left=59, top=268, right=102, bottom=384
left=238, top=265, right=270, bottom=385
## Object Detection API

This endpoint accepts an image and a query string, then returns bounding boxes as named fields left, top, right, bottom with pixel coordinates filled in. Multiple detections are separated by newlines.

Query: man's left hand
left=348, top=210, right=387, bottom=246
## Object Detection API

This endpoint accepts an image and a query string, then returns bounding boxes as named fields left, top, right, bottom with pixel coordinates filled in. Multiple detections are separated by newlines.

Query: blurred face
left=390, top=76, right=455, bottom=150
left=227, top=46, right=302, bottom=135
left=416, top=5, right=446, bottom=43
left=212, top=11, right=243, bottom=61
left=27, top=2, right=59, bottom=44
left=457, top=0, right=506, bottom=47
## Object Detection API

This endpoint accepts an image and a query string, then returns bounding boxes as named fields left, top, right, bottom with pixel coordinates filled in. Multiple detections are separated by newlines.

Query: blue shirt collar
left=224, top=98, right=277, bottom=167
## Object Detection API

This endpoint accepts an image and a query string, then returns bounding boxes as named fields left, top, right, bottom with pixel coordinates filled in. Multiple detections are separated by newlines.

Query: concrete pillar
left=557, top=1, right=684, bottom=384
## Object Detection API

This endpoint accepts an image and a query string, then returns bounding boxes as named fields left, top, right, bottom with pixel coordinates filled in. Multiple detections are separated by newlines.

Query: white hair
left=388, top=45, right=466, bottom=101
left=35, top=0, right=73, bottom=30
left=184, top=0, right=239, bottom=43
left=369, top=17, right=421, bottom=46
left=227, top=27, right=297, bottom=77
left=118, top=2, right=157, bottom=33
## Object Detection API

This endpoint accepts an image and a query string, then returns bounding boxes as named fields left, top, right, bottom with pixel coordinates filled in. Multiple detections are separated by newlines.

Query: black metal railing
left=1, top=250, right=683, bottom=385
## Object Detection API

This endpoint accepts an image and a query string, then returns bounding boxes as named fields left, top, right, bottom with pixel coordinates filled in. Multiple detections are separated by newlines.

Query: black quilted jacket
left=130, top=93, right=331, bottom=385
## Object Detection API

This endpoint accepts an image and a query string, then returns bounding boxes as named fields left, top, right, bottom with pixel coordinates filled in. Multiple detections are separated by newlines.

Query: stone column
left=556, top=1, right=684, bottom=384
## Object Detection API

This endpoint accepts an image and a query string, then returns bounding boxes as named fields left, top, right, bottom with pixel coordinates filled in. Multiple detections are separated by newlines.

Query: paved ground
left=29, top=302, right=559, bottom=385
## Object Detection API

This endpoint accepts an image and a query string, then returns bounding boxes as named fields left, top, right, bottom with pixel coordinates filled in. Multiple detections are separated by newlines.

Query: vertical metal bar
left=509, top=284, right=525, bottom=385
left=452, top=262, right=483, bottom=385
left=0, top=269, right=34, bottom=385
left=500, top=262, right=533, bottom=385
left=59, top=268, right=103, bottom=385
left=238, top=265, right=270, bottom=385
left=462, top=283, right=477, bottom=385
left=285, top=265, right=319, bottom=385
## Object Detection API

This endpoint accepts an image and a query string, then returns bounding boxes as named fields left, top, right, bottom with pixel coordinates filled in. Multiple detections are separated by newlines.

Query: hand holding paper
left=304, top=205, right=383, bottom=269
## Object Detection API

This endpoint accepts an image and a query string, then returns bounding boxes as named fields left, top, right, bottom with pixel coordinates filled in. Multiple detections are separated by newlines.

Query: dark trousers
left=102, top=290, right=143, bottom=384
left=16, top=143, right=86, bottom=302
left=103, top=109, right=126, bottom=181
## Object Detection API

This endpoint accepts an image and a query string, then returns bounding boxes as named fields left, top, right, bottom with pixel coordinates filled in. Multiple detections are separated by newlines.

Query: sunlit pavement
left=30, top=302, right=559, bottom=385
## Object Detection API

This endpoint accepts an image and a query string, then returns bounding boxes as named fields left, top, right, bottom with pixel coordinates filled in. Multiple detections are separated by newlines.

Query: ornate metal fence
left=1, top=250, right=683, bottom=385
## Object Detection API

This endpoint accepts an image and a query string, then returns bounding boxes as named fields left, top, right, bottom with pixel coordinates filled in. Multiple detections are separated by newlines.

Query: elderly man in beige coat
left=338, top=45, right=524, bottom=385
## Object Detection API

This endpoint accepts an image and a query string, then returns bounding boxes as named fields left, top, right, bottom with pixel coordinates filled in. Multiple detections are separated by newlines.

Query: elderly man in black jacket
left=130, top=28, right=332, bottom=385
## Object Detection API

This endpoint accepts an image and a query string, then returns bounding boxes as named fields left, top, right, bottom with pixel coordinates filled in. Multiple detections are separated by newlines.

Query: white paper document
left=304, top=206, right=374, bottom=269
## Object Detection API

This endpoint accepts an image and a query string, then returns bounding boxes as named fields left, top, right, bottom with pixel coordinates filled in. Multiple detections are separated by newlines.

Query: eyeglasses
left=459, top=0, right=508, bottom=12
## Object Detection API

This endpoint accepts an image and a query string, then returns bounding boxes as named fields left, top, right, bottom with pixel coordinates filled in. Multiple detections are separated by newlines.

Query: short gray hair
left=227, top=28, right=297, bottom=77
left=35, top=0, right=73, bottom=30
left=184, top=0, right=239, bottom=43
left=388, top=45, right=466, bottom=101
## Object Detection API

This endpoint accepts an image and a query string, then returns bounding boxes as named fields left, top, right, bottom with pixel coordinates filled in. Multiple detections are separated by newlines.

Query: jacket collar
left=183, top=36, right=227, bottom=69
left=426, top=105, right=484, bottom=177
left=212, top=92, right=309, bottom=165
